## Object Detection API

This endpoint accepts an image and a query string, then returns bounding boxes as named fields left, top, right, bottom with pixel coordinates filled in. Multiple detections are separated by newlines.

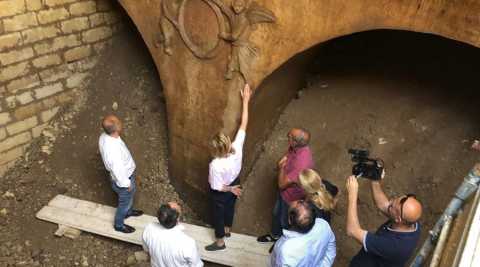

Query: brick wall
left=0, top=0, right=124, bottom=175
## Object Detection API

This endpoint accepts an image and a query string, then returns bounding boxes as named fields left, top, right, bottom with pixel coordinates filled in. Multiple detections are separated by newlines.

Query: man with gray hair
left=271, top=200, right=336, bottom=266
left=99, top=115, right=143, bottom=233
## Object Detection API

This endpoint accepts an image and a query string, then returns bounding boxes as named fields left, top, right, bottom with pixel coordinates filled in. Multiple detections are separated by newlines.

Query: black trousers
left=210, top=178, right=239, bottom=239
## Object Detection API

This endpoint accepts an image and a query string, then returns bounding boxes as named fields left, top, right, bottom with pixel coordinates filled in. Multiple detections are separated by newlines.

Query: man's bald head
left=102, top=115, right=122, bottom=135
left=288, top=127, right=310, bottom=148
left=288, top=200, right=315, bottom=234
left=401, top=197, right=422, bottom=225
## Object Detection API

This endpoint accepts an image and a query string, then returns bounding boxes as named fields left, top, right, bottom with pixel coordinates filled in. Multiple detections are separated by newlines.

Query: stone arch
left=116, top=0, right=480, bottom=218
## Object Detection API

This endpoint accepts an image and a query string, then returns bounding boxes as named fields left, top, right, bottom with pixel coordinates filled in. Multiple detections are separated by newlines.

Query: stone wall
left=0, top=0, right=124, bottom=175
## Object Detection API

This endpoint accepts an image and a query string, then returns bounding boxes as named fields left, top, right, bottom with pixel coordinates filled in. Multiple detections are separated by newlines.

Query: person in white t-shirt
left=142, top=202, right=203, bottom=267
left=99, top=115, right=143, bottom=233
left=205, top=83, right=252, bottom=251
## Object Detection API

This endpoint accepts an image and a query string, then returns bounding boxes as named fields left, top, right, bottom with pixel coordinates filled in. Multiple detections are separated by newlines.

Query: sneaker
left=225, top=232, right=231, bottom=238
left=126, top=209, right=144, bottom=218
left=114, top=224, right=136, bottom=233
left=257, top=234, right=278, bottom=243
left=205, top=242, right=226, bottom=251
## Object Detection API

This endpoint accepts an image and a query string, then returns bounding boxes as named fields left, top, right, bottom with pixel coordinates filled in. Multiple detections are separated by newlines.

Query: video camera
left=348, top=149, right=384, bottom=180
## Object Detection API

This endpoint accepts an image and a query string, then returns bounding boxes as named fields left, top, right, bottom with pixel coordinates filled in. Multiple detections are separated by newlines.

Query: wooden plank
left=36, top=195, right=270, bottom=267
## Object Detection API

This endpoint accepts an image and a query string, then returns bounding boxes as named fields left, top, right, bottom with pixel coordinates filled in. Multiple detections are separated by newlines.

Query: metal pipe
left=429, top=216, right=452, bottom=267
left=410, top=163, right=480, bottom=267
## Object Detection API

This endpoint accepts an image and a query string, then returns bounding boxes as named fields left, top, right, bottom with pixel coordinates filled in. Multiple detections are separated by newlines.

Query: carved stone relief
left=154, top=0, right=276, bottom=82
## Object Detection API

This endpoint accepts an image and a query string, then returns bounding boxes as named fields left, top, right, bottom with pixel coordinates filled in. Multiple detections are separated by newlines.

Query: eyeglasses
left=399, top=194, right=416, bottom=225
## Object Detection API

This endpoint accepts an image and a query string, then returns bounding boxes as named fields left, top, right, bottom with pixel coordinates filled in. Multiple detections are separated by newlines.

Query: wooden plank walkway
left=36, top=195, right=270, bottom=267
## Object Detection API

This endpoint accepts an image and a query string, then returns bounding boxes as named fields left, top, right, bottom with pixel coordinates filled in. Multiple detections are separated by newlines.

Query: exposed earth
left=1, top=23, right=480, bottom=267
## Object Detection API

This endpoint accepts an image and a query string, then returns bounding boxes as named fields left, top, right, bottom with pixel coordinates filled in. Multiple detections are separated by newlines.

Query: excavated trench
left=2, top=17, right=479, bottom=266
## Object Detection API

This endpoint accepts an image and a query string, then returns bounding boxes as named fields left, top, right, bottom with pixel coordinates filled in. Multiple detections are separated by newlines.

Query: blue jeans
left=111, top=175, right=136, bottom=229
left=271, top=193, right=289, bottom=238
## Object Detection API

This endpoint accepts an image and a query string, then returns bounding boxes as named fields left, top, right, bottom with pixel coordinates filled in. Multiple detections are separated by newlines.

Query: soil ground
left=235, top=30, right=480, bottom=266
left=1, top=24, right=480, bottom=267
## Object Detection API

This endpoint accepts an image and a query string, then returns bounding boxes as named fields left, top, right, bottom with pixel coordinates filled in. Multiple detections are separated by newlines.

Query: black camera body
left=348, top=149, right=384, bottom=180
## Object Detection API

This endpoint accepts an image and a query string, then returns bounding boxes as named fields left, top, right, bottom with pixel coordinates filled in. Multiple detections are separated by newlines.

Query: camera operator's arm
left=346, top=176, right=367, bottom=245
left=371, top=180, right=390, bottom=215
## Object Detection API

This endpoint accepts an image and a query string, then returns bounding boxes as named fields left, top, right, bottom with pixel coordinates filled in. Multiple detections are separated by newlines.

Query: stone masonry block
left=5, top=95, right=16, bottom=108
left=0, top=127, right=6, bottom=141
left=34, top=34, right=80, bottom=55
left=39, top=65, right=71, bottom=83
left=26, top=0, right=42, bottom=11
left=0, top=145, right=24, bottom=165
left=89, top=13, right=105, bottom=27
left=40, top=106, right=59, bottom=123
left=0, top=131, right=31, bottom=153
left=67, top=56, right=98, bottom=72
left=6, top=116, right=38, bottom=135
left=0, top=32, right=22, bottom=52
left=15, top=91, right=35, bottom=105
left=82, top=26, right=112, bottom=43
left=31, top=123, right=47, bottom=138
left=32, top=54, right=62, bottom=69
left=37, top=7, right=69, bottom=24
left=3, top=12, right=38, bottom=32
left=22, top=25, right=60, bottom=44
left=13, top=101, right=42, bottom=120
left=34, top=82, right=63, bottom=99
left=7, top=74, right=41, bottom=93
left=70, top=1, right=96, bottom=16
left=61, top=17, right=89, bottom=33
left=45, top=0, right=77, bottom=7
left=0, top=61, right=30, bottom=82
left=64, top=45, right=91, bottom=62
left=0, top=0, right=25, bottom=19
left=0, top=112, right=12, bottom=126
left=66, top=72, right=89, bottom=88
left=0, top=47, right=34, bottom=66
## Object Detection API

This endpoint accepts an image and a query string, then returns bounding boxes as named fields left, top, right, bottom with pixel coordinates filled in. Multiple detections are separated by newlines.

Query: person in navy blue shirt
left=345, top=171, right=423, bottom=267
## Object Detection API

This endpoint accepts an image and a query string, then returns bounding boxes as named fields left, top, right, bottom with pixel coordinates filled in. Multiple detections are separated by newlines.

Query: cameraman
left=345, top=171, right=422, bottom=267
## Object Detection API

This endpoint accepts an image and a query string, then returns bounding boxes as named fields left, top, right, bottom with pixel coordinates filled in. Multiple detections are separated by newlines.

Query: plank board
left=36, top=195, right=270, bottom=267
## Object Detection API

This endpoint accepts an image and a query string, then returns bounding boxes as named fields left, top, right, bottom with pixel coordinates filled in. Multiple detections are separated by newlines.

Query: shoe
left=225, top=232, right=231, bottom=238
left=257, top=234, right=278, bottom=243
left=114, top=224, right=136, bottom=233
left=205, top=242, right=226, bottom=251
left=126, top=209, right=144, bottom=218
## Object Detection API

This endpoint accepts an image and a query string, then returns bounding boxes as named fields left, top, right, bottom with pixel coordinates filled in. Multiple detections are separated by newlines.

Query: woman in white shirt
left=205, top=83, right=251, bottom=251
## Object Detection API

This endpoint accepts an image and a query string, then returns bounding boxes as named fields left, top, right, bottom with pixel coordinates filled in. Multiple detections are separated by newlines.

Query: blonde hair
left=299, top=169, right=335, bottom=211
left=210, top=133, right=235, bottom=158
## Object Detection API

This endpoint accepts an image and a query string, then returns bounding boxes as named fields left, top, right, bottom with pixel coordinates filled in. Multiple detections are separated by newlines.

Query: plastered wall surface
left=0, top=0, right=124, bottom=175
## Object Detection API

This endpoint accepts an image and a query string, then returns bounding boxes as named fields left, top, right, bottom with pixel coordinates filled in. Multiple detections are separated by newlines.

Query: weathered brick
left=16, top=91, right=34, bottom=105
left=0, top=112, right=11, bottom=125
left=0, top=47, right=34, bottom=66
left=40, top=106, right=59, bottom=122
left=54, top=90, right=75, bottom=103
left=32, top=54, right=62, bottom=69
left=0, top=146, right=24, bottom=165
left=0, top=61, right=30, bottom=82
left=93, top=40, right=107, bottom=53
left=33, top=34, right=80, bottom=55
left=0, top=0, right=25, bottom=19
left=26, top=0, right=42, bottom=11
left=13, top=101, right=42, bottom=120
left=39, top=65, right=71, bottom=83
left=44, top=0, right=76, bottom=7
left=70, top=1, right=96, bottom=16
left=0, top=131, right=31, bottom=153
left=68, top=56, right=98, bottom=71
left=0, top=32, right=22, bottom=52
left=34, top=82, right=63, bottom=99
left=32, top=123, right=48, bottom=138
left=0, top=127, right=6, bottom=141
left=64, top=45, right=91, bottom=62
left=5, top=95, right=16, bottom=108
left=66, top=72, right=89, bottom=88
left=82, top=26, right=112, bottom=43
left=3, top=12, right=38, bottom=32
left=6, top=116, right=38, bottom=135
left=104, top=12, right=120, bottom=25
left=22, top=25, right=60, bottom=43
left=89, top=13, right=105, bottom=27
left=37, top=7, right=69, bottom=24
left=61, top=17, right=89, bottom=33
left=7, top=74, right=40, bottom=93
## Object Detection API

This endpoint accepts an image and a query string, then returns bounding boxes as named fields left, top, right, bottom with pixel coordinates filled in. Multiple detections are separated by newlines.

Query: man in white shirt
left=99, top=115, right=143, bottom=233
left=143, top=202, right=203, bottom=267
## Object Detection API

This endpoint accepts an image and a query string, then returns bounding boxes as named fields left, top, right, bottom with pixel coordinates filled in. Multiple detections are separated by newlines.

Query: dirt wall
left=0, top=0, right=124, bottom=175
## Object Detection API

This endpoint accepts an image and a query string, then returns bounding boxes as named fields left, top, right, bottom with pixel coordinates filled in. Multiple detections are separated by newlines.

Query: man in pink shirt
left=258, top=128, right=314, bottom=242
